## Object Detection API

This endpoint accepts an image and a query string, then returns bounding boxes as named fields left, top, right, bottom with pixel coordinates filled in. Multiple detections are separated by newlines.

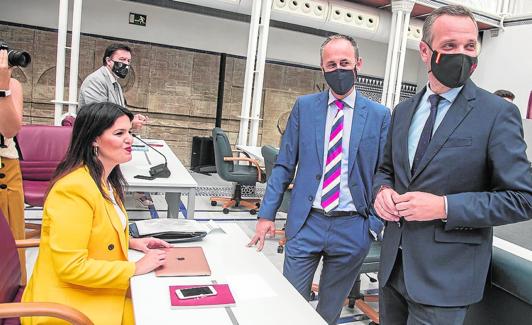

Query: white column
left=238, top=0, right=262, bottom=146
left=393, top=7, right=412, bottom=107
left=68, top=0, right=83, bottom=114
left=54, top=0, right=69, bottom=125
left=249, top=0, right=272, bottom=147
left=381, top=0, right=414, bottom=109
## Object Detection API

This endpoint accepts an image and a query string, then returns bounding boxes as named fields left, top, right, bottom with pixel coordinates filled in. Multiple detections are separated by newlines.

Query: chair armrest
left=231, top=149, right=251, bottom=159
left=0, top=302, right=93, bottom=325
left=223, top=157, right=263, bottom=182
left=15, top=239, right=40, bottom=248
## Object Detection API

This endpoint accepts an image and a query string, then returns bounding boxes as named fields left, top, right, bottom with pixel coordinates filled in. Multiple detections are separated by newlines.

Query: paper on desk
left=134, top=218, right=225, bottom=236
left=225, top=274, right=277, bottom=302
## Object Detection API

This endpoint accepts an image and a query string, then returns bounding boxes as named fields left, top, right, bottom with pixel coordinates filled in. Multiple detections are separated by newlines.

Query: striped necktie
left=321, top=100, right=344, bottom=212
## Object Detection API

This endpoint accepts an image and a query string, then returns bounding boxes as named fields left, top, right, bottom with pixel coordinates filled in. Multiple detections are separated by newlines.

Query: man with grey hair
left=374, top=5, right=532, bottom=324
left=248, top=34, right=390, bottom=324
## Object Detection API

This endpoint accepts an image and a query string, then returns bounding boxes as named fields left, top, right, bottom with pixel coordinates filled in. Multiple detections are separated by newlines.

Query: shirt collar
left=425, top=83, right=463, bottom=104
left=327, top=89, right=356, bottom=109
left=105, top=66, right=118, bottom=84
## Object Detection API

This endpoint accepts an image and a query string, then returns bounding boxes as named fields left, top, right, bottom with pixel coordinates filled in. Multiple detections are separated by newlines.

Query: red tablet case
left=169, top=284, right=236, bottom=308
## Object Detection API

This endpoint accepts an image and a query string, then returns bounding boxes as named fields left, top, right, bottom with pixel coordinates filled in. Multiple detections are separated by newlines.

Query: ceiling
left=345, top=0, right=498, bottom=30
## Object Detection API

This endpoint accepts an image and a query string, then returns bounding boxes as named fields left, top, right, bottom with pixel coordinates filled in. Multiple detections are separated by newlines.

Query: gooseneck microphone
left=132, top=134, right=171, bottom=178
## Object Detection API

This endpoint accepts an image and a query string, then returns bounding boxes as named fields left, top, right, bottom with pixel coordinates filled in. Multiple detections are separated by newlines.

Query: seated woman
left=22, top=102, right=169, bottom=325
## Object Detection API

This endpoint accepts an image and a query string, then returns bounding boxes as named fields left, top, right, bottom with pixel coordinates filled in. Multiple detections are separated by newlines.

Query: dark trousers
left=283, top=211, right=370, bottom=324
left=380, top=252, right=468, bottom=325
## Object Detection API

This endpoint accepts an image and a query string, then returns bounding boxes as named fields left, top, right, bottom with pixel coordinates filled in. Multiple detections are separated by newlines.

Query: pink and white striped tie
left=321, top=100, right=344, bottom=212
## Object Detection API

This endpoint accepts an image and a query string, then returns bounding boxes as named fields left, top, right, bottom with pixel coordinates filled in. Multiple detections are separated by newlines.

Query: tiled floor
left=24, top=171, right=378, bottom=325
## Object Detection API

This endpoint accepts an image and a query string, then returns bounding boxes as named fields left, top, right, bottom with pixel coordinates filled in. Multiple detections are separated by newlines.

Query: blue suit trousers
left=283, top=210, right=370, bottom=324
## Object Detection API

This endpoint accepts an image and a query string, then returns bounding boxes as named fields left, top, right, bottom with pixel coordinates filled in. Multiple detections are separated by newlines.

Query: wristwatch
left=0, top=89, right=11, bottom=97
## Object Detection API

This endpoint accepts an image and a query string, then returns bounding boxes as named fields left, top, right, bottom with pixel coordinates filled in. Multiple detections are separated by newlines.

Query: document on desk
left=134, top=219, right=225, bottom=236
left=225, top=274, right=277, bottom=302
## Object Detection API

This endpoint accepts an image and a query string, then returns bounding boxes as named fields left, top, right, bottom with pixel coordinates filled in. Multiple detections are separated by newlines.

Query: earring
left=93, top=146, right=99, bottom=156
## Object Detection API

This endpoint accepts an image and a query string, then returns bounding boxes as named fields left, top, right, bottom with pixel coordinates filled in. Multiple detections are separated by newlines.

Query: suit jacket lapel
left=399, top=90, right=425, bottom=183
left=103, top=192, right=128, bottom=256
left=348, top=92, right=367, bottom=176
left=101, top=66, right=122, bottom=105
left=314, top=91, right=329, bottom=167
left=411, top=81, right=476, bottom=181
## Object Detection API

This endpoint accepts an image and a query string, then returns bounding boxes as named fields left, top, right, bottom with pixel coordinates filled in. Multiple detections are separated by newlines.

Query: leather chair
left=210, top=128, right=263, bottom=214
left=261, top=145, right=293, bottom=253
left=0, top=209, right=92, bottom=325
left=17, top=125, right=72, bottom=207
left=16, top=125, right=72, bottom=238
left=345, top=241, right=381, bottom=324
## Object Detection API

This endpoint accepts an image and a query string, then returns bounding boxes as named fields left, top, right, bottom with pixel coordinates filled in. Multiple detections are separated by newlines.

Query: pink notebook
left=169, top=284, right=236, bottom=309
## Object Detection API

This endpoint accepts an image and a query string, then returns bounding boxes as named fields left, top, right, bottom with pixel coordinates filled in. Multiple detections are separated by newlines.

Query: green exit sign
left=129, top=13, right=147, bottom=27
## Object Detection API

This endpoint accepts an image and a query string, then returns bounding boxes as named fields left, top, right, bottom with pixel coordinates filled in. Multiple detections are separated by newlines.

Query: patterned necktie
left=411, top=94, right=442, bottom=176
left=321, top=100, right=344, bottom=212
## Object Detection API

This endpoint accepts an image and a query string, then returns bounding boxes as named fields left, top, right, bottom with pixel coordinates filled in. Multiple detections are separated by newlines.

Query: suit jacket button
left=108, top=244, right=115, bottom=251
left=0, top=184, right=7, bottom=189
left=0, top=173, right=5, bottom=179
left=315, top=174, right=321, bottom=180
left=308, top=195, right=313, bottom=201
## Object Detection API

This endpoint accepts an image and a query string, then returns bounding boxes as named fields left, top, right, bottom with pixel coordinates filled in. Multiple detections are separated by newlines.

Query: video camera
left=0, top=41, right=31, bottom=68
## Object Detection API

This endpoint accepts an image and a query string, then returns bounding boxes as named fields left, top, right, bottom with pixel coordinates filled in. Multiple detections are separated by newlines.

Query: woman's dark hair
left=50, top=102, right=134, bottom=203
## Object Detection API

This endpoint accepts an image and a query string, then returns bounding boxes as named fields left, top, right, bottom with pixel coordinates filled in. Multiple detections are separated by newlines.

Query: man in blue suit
left=248, top=34, right=391, bottom=324
left=373, top=5, right=532, bottom=324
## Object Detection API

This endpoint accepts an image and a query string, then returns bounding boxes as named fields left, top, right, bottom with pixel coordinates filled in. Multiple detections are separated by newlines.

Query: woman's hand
left=134, top=249, right=167, bottom=275
left=130, top=237, right=171, bottom=253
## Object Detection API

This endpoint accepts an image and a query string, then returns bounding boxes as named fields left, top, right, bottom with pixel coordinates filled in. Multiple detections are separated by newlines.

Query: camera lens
left=8, top=50, right=31, bottom=68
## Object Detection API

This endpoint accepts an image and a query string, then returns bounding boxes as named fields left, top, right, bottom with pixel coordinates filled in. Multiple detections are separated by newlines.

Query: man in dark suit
left=248, top=34, right=391, bottom=324
left=373, top=5, right=532, bottom=324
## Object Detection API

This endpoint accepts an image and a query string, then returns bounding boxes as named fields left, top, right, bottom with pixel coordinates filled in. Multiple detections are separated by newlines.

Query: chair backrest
left=261, top=145, right=279, bottom=180
left=212, top=127, right=234, bottom=181
left=17, top=125, right=73, bottom=181
left=0, top=209, right=21, bottom=305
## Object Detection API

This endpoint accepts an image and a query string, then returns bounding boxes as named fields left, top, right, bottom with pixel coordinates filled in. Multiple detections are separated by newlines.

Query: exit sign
left=129, top=13, right=147, bottom=27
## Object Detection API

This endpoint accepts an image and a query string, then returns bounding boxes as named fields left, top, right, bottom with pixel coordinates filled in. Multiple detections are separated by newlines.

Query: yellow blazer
left=22, top=167, right=136, bottom=325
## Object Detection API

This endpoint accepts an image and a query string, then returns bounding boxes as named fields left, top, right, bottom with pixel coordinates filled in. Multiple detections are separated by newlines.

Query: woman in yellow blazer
left=22, top=102, right=169, bottom=325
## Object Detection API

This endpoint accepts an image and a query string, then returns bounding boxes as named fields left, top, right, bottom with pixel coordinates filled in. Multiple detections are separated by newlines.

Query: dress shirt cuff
left=442, top=196, right=448, bottom=223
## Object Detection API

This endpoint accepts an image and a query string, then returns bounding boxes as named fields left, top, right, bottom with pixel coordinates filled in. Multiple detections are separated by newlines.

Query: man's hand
left=132, top=113, right=148, bottom=130
left=130, top=237, right=171, bottom=253
left=394, top=191, right=446, bottom=221
left=247, top=218, right=276, bottom=252
left=374, top=187, right=400, bottom=221
left=0, top=49, right=11, bottom=89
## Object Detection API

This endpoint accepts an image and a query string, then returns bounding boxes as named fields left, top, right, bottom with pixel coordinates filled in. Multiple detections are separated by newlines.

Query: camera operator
left=0, top=40, right=26, bottom=283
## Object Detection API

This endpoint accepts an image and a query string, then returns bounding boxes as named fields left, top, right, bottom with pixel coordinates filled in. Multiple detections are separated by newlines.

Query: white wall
left=473, top=24, right=532, bottom=117
left=0, top=0, right=422, bottom=83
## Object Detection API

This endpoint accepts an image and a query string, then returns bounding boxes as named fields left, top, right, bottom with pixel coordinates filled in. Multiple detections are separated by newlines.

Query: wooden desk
left=129, top=224, right=326, bottom=325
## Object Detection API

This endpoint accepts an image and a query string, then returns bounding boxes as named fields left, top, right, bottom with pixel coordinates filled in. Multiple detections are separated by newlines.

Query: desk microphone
left=132, top=134, right=171, bottom=178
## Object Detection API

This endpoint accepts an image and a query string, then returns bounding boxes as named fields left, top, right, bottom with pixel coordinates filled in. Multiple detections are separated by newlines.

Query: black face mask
left=324, top=68, right=357, bottom=96
left=426, top=43, right=478, bottom=88
left=111, top=61, right=130, bottom=79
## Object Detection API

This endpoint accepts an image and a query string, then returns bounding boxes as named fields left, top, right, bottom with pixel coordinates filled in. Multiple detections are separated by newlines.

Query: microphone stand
left=132, top=134, right=171, bottom=178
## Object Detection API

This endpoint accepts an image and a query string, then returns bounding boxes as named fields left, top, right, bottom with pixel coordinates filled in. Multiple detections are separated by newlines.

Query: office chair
left=346, top=240, right=381, bottom=324
left=261, top=145, right=293, bottom=253
left=0, top=209, right=93, bottom=325
left=16, top=125, right=72, bottom=238
left=210, top=128, right=263, bottom=215
left=309, top=241, right=381, bottom=324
